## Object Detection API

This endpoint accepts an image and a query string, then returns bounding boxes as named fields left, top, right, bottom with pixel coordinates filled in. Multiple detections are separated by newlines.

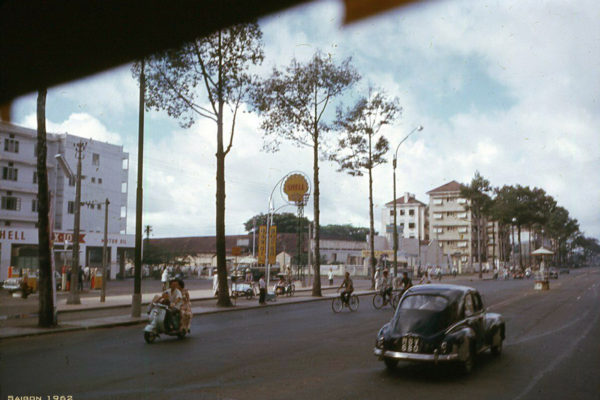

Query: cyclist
left=338, top=272, right=354, bottom=305
left=400, top=271, right=412, bottom=290
left=380, top=269, right=392, bottom=303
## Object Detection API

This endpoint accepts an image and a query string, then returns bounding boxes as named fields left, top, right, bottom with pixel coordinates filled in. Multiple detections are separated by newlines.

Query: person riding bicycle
left=380, top=269, right=392, bottom=303
left=338, top=272, right=354, bottom=305
left=400, top=272, right=412, bottom=290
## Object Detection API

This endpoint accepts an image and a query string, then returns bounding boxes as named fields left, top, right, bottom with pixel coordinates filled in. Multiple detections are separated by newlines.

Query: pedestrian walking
left=161, top=267, right=169, bottom=291
left=328, top=268, right=334, bottom=286
left=212, top=269, right=219, bottom=297
left=77, top=266, right=84, bottom=291
left=258, top=275, right=266, bottom=304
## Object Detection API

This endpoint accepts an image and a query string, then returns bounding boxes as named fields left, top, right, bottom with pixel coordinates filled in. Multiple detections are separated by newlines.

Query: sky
left=11, top=0, right=600, bottom=240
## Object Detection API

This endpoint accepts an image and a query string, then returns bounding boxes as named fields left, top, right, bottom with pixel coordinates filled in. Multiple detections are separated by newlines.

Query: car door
left=464, top=291, right=485, bottom=351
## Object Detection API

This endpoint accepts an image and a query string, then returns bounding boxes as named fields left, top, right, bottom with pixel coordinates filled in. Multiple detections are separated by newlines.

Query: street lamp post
left=392, top=126, right=423, bottom=277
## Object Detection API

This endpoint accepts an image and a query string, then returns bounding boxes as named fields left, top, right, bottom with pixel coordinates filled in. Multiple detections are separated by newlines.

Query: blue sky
left=11, top=0, right=600, bottom=239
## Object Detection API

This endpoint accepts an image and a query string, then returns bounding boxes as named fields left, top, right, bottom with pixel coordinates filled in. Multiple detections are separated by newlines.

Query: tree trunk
left=312, top=134, right=322, bottom=296
left=37, top=88, right=55, bottom=327
left=215, top=101, right=232, bottom=307
left=368, top=134, right=376, bottom=289
left=368, top=165, right=376, bottom=289
left=477, top=216, right=482, bottom=279
left=517, top=224, right=523, bottom=270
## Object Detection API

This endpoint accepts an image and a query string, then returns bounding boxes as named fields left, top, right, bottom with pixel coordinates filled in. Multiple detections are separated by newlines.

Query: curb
left=0, top=290, right=377, bottom=341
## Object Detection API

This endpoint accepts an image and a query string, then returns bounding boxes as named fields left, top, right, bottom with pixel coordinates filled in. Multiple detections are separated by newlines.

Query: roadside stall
left=531, top=247, right=554, bottom=290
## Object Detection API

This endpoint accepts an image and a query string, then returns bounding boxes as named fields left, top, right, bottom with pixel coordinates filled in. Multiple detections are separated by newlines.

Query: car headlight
left=440, top=341, right=448, bottom=354
left=376, top=337, right=384, bottom=349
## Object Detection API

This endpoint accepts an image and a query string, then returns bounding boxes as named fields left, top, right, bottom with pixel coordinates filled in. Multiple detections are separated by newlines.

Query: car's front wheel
left=384, top=358, right=398, bottom=370
left=462, top=344, right=475, bottom=374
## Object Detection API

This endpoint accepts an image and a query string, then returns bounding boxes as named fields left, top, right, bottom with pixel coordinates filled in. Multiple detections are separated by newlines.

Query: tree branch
left=158, top=67, right=217, bottom=122
left=193, top=41, right=219, bottom=116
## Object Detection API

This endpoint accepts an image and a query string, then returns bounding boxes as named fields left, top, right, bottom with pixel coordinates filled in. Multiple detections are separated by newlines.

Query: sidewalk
left=0, top=272, right=492, bottom=340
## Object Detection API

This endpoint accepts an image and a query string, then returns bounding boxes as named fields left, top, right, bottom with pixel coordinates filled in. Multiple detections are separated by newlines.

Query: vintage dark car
left=374, top=284, right=505, bottom=373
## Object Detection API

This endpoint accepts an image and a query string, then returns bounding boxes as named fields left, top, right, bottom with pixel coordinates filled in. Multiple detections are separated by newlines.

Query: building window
left=4, top=220, right=11, bottom=226
left=409, top=222, right=415, bottom=229
left=433, top=213, right=443, bottom=220
left=457, top=198, right=467, bottom=205
left=92, top=153, right=100, bottom=166
left=400, top=209, right=405, bottom=216
left=68, top=201, right=75, bottom=214
left=98, top=178, right=102, bottom=184
left=433, top=198, right=443, bottom=206
left=409, top=209, right=415, bottom=216
left=2, top=163, right=18, bottom=181
left=91, top=177, right=96, bottom=183
left=69, top=176, right=76, bottom=186
left=1, top=196, right=21, bottom=211
left=97, top=203, right=102, bottom=210
left=389, top=209, right=394, bottom=216
left=4, top=137, right=19, bottom=153
left=32, top=199, right=39, bottom=212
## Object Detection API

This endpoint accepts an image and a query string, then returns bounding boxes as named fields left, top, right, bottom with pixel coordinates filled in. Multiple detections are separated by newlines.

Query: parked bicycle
left=332, top=293, right=359, bottom=313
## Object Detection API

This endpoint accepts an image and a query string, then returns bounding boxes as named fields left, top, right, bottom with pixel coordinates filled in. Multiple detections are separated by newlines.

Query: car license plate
left=401, top=336, right=421, bottom=353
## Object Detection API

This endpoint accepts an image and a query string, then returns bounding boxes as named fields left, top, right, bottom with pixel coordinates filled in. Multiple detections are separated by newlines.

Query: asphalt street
left=1, top=268, right=599, bottom=400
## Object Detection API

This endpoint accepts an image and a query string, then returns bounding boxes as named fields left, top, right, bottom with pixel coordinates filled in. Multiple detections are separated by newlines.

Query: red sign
left=52, top=232, right=86, bottom=244
left=0, top=230, right=26, bottom=240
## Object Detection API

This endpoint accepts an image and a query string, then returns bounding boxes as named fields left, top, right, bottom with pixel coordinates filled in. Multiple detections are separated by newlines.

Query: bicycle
left=332, top=291, right=359, bottom=313
left=372, top=289, right=401, bottom=310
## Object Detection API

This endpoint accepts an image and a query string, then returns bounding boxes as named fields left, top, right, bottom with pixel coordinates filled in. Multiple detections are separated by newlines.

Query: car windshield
left=399, top=295, right=449, bottom=312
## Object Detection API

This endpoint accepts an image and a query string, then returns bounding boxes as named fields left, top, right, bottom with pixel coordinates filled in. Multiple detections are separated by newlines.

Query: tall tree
left=252, top=51, right=360, bottom=296
left=460, top=171, right=492, bottom=278
left=331, top=88, right=400, bottom=287
left=134, top=23, right=264, bottom=307
left=36, top=88, right=55, bottom=327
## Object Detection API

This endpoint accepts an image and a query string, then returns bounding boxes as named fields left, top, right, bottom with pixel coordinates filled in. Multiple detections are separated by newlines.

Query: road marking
left=511, top=285, right=600, bottom=400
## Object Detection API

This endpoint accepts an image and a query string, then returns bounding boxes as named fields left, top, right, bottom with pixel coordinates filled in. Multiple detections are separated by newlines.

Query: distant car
left=548, top=268, right=559, bottom=279
left=2, top=277, right=24, bottom=294
left=559, top=268, right=570, bottom=274
left=374, top=284, right=505, bottom=374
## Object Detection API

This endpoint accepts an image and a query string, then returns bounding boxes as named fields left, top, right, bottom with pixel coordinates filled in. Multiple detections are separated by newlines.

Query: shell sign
left=283, top=174, right=309, bottom=203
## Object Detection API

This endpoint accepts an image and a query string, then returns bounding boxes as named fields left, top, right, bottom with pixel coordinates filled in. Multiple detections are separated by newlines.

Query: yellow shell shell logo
left=283, top=174, right=309, bottom=202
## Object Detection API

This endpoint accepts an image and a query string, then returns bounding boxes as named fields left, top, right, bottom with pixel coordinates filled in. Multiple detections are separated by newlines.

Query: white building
left=0, top=121, right=134, bottom=280
left=382, top=192, right=428, bottom=244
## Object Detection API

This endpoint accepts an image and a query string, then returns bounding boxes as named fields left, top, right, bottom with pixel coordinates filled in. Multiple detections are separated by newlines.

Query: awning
left=531, top=247, right=554, bottom=256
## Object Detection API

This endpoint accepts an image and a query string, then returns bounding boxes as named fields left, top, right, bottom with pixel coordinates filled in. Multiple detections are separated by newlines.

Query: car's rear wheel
left=372, top=294, right=384, bottom=309
left=384, top=358, right=398, bottom=370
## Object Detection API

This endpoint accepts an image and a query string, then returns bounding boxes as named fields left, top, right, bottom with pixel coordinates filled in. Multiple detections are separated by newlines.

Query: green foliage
left=331, top=88, right=399, bottom=175
left=251, top=50, right=360, bottom=150
left=243, top=213, right=311, bottom=233
left=320, top=224, right=371, bottom=241
left=460, top=171, right=492, bottom=220
left=133, top=23, right=264, bottom=131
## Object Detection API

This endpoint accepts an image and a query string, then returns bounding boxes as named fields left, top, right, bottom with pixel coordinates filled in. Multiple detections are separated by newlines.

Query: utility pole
left=101, top=198, right=109, bottom=302
left=67, top=140, right=86, bottom=305
left=132, top=59, right=145, bottom=317
left=308, top=222, right=313, bottom=286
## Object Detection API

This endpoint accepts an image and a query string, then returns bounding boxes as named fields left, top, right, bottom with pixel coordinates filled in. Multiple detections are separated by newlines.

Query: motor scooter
left=144, top=302, right=186, bottom=343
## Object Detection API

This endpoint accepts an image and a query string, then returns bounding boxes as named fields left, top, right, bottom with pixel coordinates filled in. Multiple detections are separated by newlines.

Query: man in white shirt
left=258, top=275, right=266, bottom=304
left=212, top=269, right=219, bottom=297
left=328, top=268, right=334, bottom=286
left=161, top=267, right=169, bottom=291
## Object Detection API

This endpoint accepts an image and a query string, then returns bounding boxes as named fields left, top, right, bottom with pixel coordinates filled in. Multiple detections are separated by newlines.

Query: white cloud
left=20, top=112, right=122, bottom=144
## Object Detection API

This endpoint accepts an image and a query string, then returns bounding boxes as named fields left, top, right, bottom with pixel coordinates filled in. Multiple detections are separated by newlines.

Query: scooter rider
left=163, top=278, right=183, bottom=332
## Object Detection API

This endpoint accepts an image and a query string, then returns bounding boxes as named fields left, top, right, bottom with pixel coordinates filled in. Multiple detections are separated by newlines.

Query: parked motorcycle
left=144, top=302, right=186, bottom=343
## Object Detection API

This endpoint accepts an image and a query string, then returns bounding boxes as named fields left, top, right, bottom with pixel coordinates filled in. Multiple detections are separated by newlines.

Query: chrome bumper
left=374, top=348, right=459, bottom=362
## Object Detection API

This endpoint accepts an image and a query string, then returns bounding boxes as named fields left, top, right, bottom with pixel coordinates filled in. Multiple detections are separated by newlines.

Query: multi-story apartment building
left=426, top=181, right=475, bottom=272
left=381, top=192, right=428, bottom=244
left=0, top=121, right=134, bottom=280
